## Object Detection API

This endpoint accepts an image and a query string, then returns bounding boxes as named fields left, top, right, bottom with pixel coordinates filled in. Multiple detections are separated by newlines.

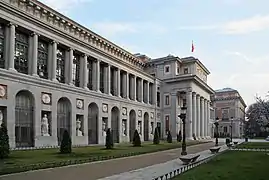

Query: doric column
left=117, top=68, right=121, bottom=97
left=192, top=92, right=197, bottom=138
left=31, top=32, right=38, bottom=76
left=4, top=26, right=9, bottom=69
left=200, top=97, right=205, bottom=138
left=134, top=76, right=136, bottom=100
left=96, top=59, right=100, bottom=92
left=126, top=72, right=129, bottom=99
left=8, top=23, right=16, bottom=71
left=81, top=54, right=88, bottom=89
left=196, top=95, right=201, bottom=139
left=147, top=81, right=150, bottom=104
left=67, top=48, right=73, bottom=85
left=51, top=41, right=57, bottom=81
left=207, top=101, right=211, bottom=138
left=186, top=88, right=192, bottom=139
left=141, top=79, right=143, bottom=102
left=107, top=64, right=111, bottom=95
left=153, top=80, right=157, bottom=105
left=171, top=92, right=178, bottom=138
left=204, top=99, right=208, bottom=138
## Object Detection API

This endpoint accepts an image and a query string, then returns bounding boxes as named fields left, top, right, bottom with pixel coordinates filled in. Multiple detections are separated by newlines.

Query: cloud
left=224, top=51, right=253, bottom=64
left=91, top=22, right=167, bottom=38
left=39, top=0, right=92, bottom=13
left=177, top=14, right=269, bottom=35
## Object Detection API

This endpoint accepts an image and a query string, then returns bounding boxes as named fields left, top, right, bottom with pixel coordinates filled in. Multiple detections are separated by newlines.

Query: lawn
left=172, top=151, right=269, bottom=180
left=236, top=142, right=269, bottom=149
left=0, top=140, right=205, bottom=175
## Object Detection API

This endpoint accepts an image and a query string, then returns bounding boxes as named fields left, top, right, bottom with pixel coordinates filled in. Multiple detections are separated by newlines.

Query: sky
left=39, top=0, right=269, bottom=106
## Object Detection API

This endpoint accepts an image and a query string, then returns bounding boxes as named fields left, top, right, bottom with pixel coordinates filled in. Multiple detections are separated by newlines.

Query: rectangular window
left=0, top=24, right=5, bottom=69
left=72, top=54, right=80, bottom=87
left=184, top=68, right=188, bottom=74
left=222, top=108, right=229, bottom=120
left=15, top=31, right=29, bottom=74
left=224, top=126, right=228, bottom=133
left=56, top=47, right=65, bottom=83
left=165, top=95, right=169, bottom=105
left=165, top=66, right=170, bottom=73
left=37, top=40, right=48, bottom=79
left=157, top=92, right=160, bottom=107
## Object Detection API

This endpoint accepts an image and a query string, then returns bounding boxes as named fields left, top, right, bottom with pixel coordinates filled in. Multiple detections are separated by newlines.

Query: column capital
left=8, top=22, right=18, bottom=28
left=192, top=92, right=197, bottom=96
left=171, top=92, right=177, bottom=96
left=50, top=40, right=58, bottom=45
left=186, top=87, right=192, bottom=92
left=68, top=48, right=74, bottom=52
left=82, top=53, right=88, bottom=58
left=31, top=32, right=40, bottom=37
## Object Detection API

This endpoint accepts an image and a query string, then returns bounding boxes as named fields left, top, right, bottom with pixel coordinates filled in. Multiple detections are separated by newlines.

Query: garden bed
left=236, top=142, right=269, bottom=149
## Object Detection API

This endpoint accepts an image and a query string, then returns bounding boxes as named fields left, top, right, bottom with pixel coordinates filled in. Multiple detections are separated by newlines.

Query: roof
left=215, top=88, right=237, bottom=93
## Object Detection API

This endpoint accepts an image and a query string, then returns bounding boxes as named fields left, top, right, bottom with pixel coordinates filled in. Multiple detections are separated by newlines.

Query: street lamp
left=245, top=116, right=250, bottom=142
left=178, top=103, right=187, bottom=155
left=214, top=117, right=219, bottom=146
left=230, top=117, right=234, bottom=142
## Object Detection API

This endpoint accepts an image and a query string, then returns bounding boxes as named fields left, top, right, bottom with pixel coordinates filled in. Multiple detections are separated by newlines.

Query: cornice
left=3, top=0, right=145, bottom=69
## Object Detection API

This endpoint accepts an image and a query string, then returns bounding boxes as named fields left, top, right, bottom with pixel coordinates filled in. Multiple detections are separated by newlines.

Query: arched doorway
left=144, top=112, right=149, bottom=141
left=129, top=110, right=136, bottom=142
left=88, top=103, right=98, bottom=144
left=15, top=90, right=35, bottom=147
left=57, top=97, right=71, bottom=145
left=111, top=106, right=120, bottom=143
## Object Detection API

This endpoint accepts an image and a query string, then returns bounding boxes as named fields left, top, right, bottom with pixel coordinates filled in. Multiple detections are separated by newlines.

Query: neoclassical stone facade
left=0, top=0, right=214, bottom=149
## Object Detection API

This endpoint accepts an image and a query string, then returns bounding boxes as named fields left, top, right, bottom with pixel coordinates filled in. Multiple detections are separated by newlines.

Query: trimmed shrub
left=177, top=130, right=182, bottom=142
left=167, top=130, right=172, bottom=143
left=153, top=127, right=160, bottom=145
left=225, top=138, right=230, bottom=145
left=105, top=128, right=114, bottom=149
left=0, top=122, right=10, bottom=159
left=60, top=130, right=72, bottom=154
left=133, top=130, right=141, bottom=147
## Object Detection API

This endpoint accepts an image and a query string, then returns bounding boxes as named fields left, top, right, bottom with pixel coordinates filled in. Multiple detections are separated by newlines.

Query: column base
left=83, top=87, right=89, bottom=91
left=52, top=78, right=58, bottom=82
left=8, top=68, right=17, bottom=72
left=32, top=73, right=39, bottom=78
left=97, top=90, right=102, bottom=93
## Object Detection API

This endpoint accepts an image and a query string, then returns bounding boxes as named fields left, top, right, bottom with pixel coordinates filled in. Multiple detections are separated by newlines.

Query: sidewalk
left=0, top=141, right=219, bottom=180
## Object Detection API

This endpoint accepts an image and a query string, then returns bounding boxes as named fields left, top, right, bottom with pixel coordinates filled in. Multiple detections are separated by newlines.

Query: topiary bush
left=167, top=130, right=172, bottom=143
left=105, top=128, right=114, bottom=149
left=177, top=130, right=182, bottom=142
left=0, top=122, right=10, bottom=159
left=133, top=129, right=141, bottom=147
left=153, top=127, right=160, bottom=145
left=60, top=130, right=72, bottom=154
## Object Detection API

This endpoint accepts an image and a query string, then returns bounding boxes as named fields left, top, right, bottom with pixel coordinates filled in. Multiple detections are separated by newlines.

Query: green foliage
left=105, top=128, right=114, bottom=149
left=226, top=138, right=231, bottom=145
left=153, top=127, right=160, bottom=145
left=0, top=122, right=10, bottom=159
left=60, top=130, right=72, bottom=154
left=167, top=130, right=172, bottom=143
left=177, top=130, right=182, bottom=142
left=133, top=129, right=141, bottom=147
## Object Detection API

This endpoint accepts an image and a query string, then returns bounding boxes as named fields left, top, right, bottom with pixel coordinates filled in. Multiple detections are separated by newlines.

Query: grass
left=236, top=142, right=269, bottom=149
left=172, top=151, right=269, bottom=180
left=0, top=140, right=206, bottom=175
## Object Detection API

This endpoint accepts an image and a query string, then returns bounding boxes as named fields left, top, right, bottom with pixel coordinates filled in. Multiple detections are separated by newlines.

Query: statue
left=0, top=110, right=3, bottom=125
left=138, top=122, right=141, bottom=134
left=122, top=121, right=126, bottom=136
left=102, top=120, right=107, bottom=136
left=76, top=119, right=83, bottom=136
left=150, top=122, right=153, bottom=134
left=41, top=114, right=50, bottom=136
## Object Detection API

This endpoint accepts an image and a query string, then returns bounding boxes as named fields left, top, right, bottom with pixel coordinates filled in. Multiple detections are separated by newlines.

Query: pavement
left=0, top=141, right=219, bottom=180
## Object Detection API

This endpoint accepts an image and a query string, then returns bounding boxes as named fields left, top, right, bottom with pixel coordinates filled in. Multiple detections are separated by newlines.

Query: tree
left=105, top=128, right=114, bottom=149
left=133, top=130, right=141, bottom=147
left=0, top=122, right=10, bottom=159
left=166, top=130, right=172, bottom=143
left=60, top=130, right=72, bottom=154
left=153, top=127, right=160, bottom=145
left=177, top=130, right=182, bottom=142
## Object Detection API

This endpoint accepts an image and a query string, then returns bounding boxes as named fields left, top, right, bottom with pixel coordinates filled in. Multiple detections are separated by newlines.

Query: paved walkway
left=0, top=141, right=218, bottom=180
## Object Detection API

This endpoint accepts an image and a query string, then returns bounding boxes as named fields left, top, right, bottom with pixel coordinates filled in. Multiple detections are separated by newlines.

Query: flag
left=191, top=41, right=195, bottom=52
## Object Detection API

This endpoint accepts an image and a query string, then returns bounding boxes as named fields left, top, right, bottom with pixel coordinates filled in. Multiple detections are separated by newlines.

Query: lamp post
left=178, top=104, right=187, bottom=155
left=214, top=117, right=219, bottom=146
left=230, top=117, right=234, bottom=142
left=245, top=116, right=249, bottom=142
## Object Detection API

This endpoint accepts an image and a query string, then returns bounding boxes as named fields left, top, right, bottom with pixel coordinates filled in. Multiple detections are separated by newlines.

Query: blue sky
left=40, top=0, right=269, bottom=106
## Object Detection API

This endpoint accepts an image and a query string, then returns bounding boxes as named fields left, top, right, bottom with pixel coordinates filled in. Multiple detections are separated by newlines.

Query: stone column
left=67, top=48, right=73, bottom=85
left=107, top=64, right=111, bottom=95
left=117, top=68, right=121, bottom=97
left=192, top=92, right=197, bottom=139
left=51, top=41, right=57, bottom=81
left=186, top=89, right=193, bottom=139
left=153, top=80, right=157, bottom=106
left=103, top=65, right=108, bottom=94
left=200, top=97, right=205, bottom=138
left=96, top=59, right=100, bottom=92
left=134, top=76, right=136, bottom=101
left=141, top=79, right=144, bottom=102
left=196, top=95, right=201, bottom=139
left=147, top=81, right=150, bottom=104
left=4, top=26, right=9, bottom=69
left=204, top=99, right=208, bottom=139
left=31, top=32, right=38, bottom=76
left=81, top=54, right=88, bottom=89
left=8, top=23, right=16, bottom=71
left=207, top=101, right=211, bottom=138
left=126, top=72, right=129, bottom=99
left=171, top=92, right=178, bottom=138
